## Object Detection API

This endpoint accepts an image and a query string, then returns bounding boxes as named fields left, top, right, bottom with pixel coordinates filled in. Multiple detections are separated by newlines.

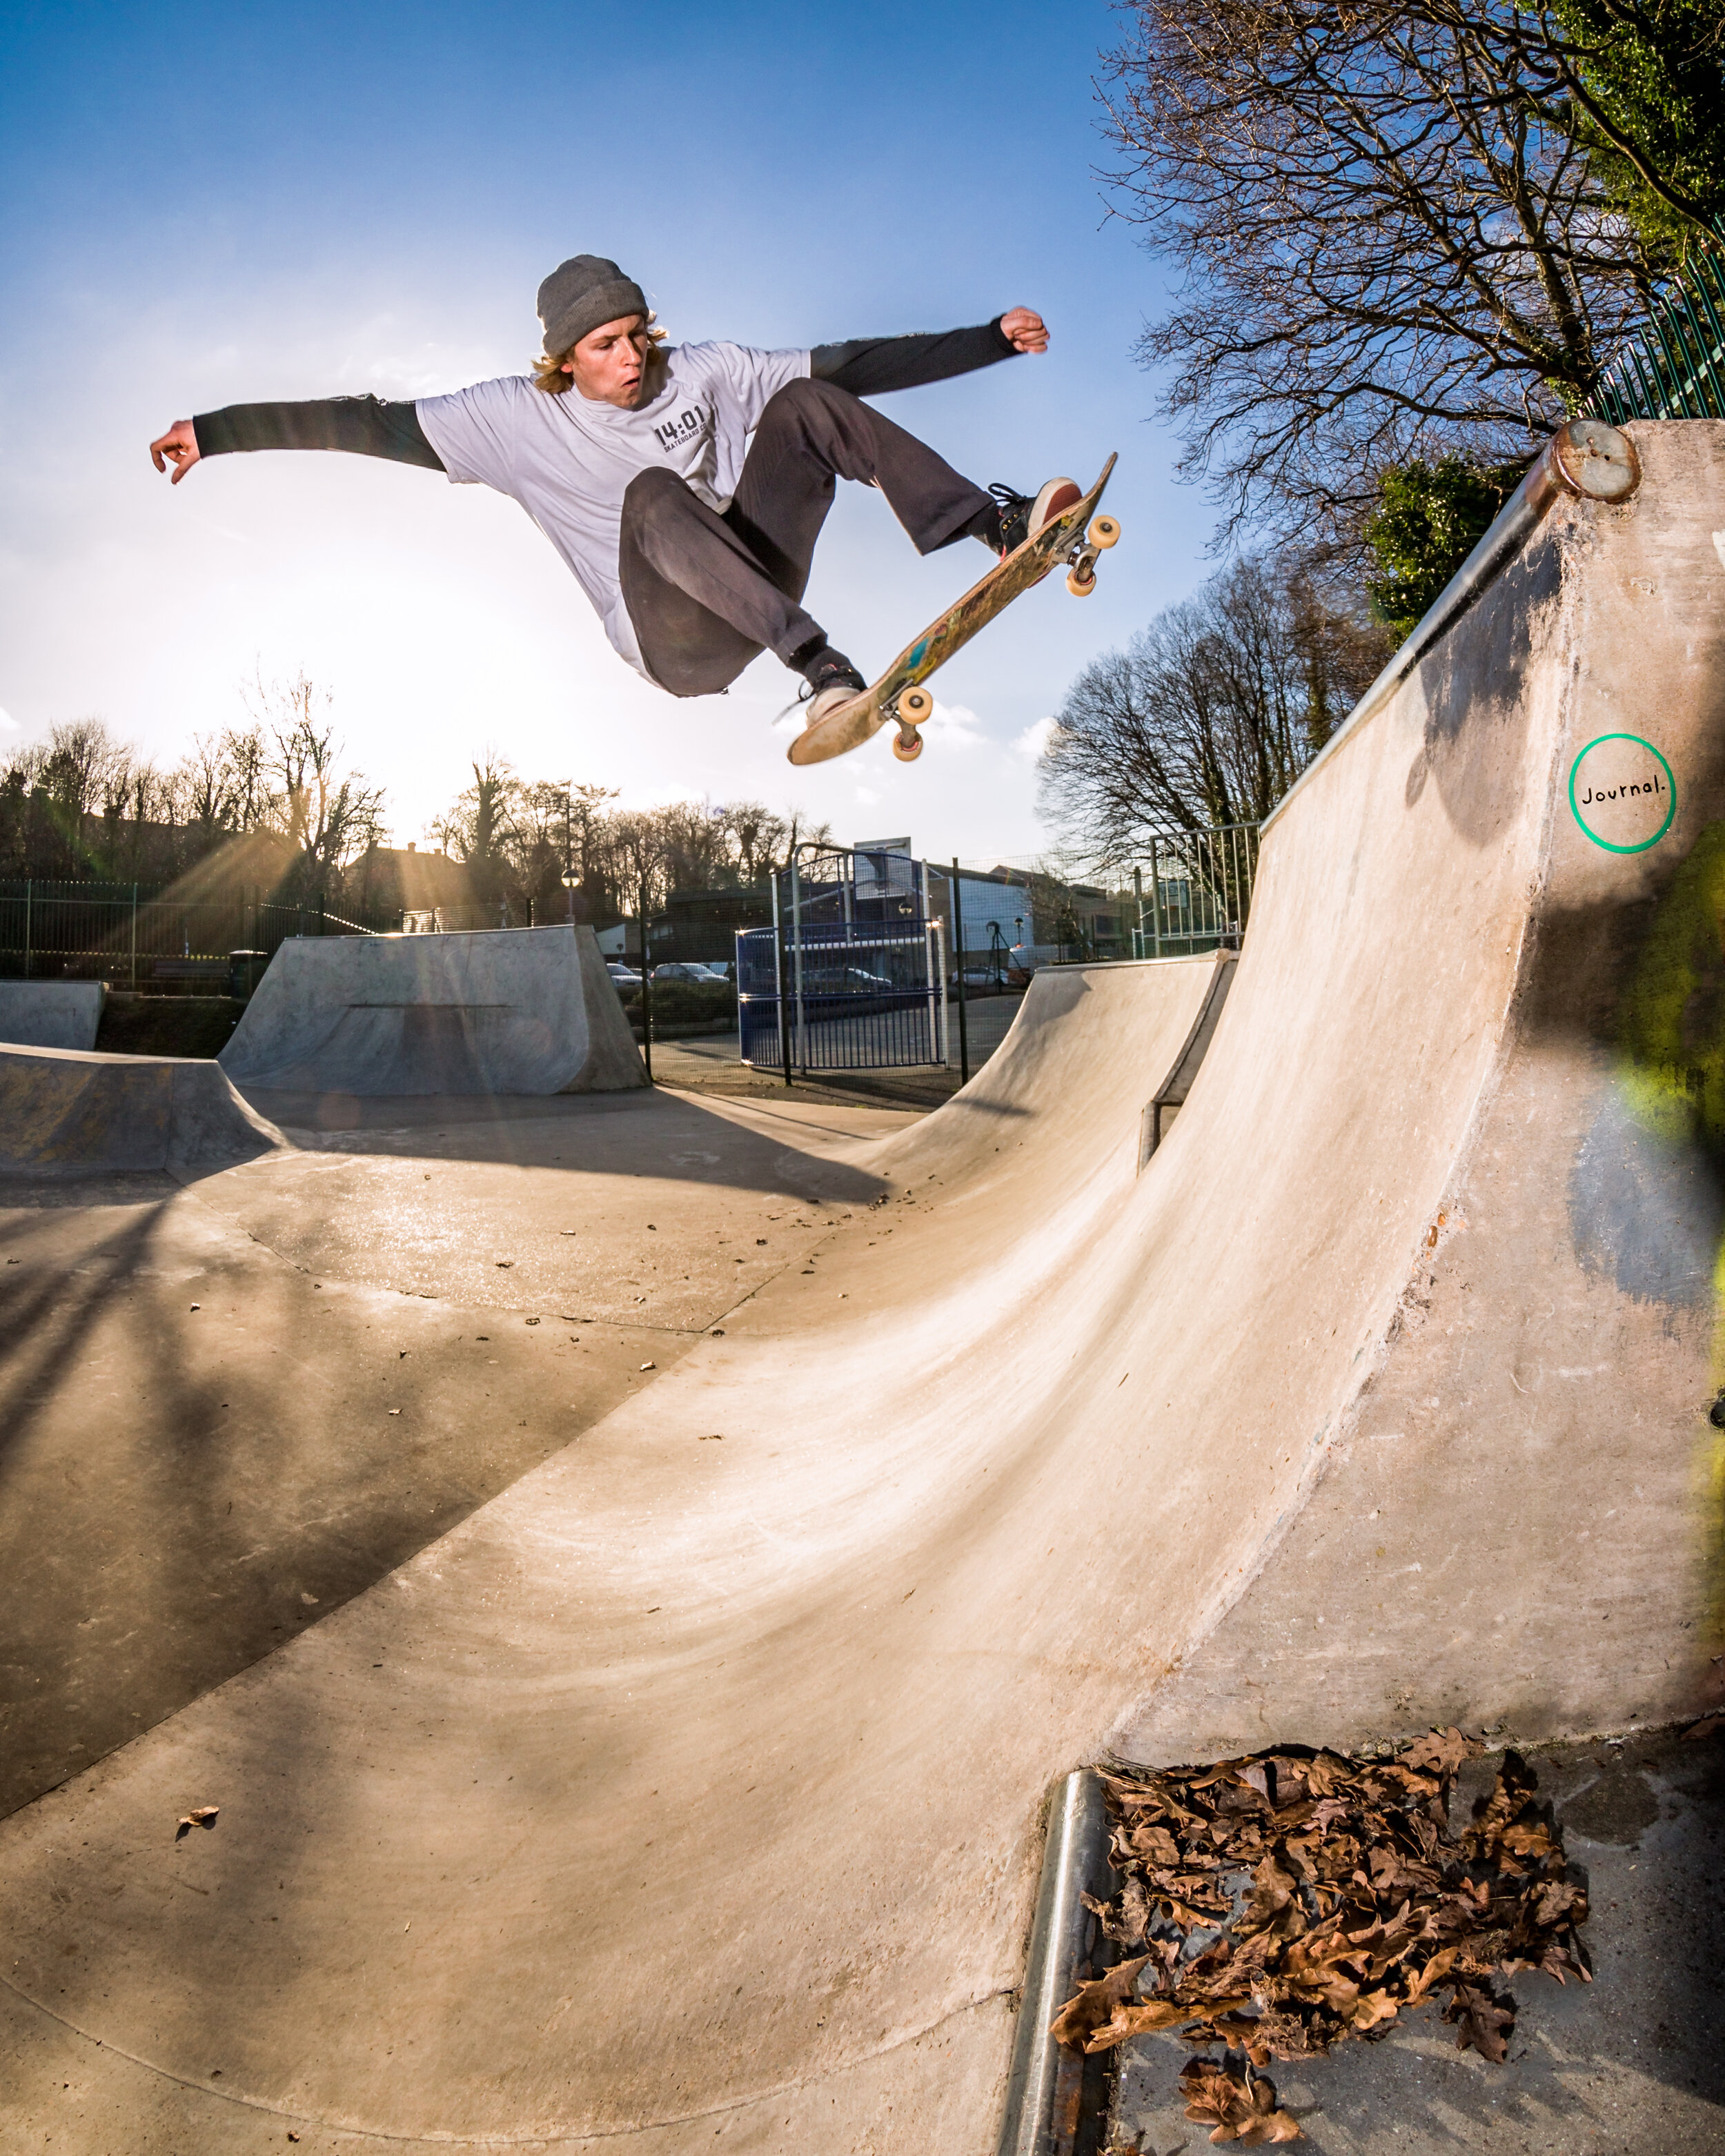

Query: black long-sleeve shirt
left=190, top=319, right=1018, bottom=466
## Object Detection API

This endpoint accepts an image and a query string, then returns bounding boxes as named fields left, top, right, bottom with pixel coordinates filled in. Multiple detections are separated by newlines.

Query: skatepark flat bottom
left=0, top=1085, right=916, bottom=1819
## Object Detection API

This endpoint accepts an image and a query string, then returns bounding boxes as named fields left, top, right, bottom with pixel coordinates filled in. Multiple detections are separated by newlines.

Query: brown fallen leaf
left=1084, top=1996, right=1194, bottom=2050
left=175, top=1806, right=219, bottom=1841
left=1180, top=2059, right=1302, bottom=2144
left=1399, top=1728, right=1482, bottom=1778
left=1129, top=1822, right=1181, bottom=1868
left=1049, top=1954, right=1151, bottom=2050
left=1443, top=1982, right=1516, bottom=2061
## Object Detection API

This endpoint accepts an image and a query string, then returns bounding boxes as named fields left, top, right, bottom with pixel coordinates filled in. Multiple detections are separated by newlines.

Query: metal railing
left=739, top=846, right=948, bottom=1078
left=0, top=878, right=389, bottom=987
left=1130, top=824, right=1261, bottom=957
left=1591, top=222, right=1725, bottom=423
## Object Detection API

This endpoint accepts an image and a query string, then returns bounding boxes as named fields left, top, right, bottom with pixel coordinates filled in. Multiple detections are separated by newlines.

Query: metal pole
left=637, top=875, right=653, bottom=1084
left=994, top=1768, right=1116, bottom=2156
left=773, top=867, right=792, bottom=1088
left=1149, top=839, right=1162, bottom=958
left=790, top=852, right=805, bottom=1076
left=952, top=858, right=969, bottom=1085
left=22, top=880, right=31, bottom=980
left=1132, top=866, right=1143, bottom=960
left=130, top=882, right=138, bottom=989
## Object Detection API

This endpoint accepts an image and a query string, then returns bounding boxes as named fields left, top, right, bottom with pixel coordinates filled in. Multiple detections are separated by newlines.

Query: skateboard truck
left=887, top=684, right=934, bottom=763
left=883, top=511, right=1122, bottom=760
left=1064, top=513, right=1121, bottom=597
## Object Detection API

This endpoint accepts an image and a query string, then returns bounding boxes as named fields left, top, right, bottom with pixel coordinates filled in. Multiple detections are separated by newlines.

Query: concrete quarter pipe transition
left=0, top=419, right=1721, bottom=2152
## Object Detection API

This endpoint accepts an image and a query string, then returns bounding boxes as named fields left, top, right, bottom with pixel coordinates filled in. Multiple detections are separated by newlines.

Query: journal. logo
left=1568, top=734, right=1676, bottom=853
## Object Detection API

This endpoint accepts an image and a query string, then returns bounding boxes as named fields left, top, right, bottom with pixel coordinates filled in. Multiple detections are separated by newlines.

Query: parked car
left=650, top=961, right=729, bottom=984
left=607, top=962, right=642, bottom=987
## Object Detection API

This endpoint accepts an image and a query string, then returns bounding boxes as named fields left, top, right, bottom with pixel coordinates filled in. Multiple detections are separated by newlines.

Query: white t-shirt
left=415, top=342, right=811, bottom=677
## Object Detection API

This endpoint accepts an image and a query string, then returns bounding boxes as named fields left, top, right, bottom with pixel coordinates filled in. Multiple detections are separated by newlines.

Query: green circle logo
left=1568, top=734, right=1675, bottom=853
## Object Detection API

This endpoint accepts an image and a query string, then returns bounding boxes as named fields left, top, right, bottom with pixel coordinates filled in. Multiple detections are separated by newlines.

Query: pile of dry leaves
left=1051, top=1730, right=1588, bottom=2145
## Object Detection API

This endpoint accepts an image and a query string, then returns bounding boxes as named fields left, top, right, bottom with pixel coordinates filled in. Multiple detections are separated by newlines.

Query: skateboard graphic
left=787, top=455, right=1119, bottom=767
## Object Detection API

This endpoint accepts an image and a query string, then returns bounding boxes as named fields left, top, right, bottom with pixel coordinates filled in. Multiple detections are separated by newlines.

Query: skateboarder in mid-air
left=149, top=253, right=1081, bottom=734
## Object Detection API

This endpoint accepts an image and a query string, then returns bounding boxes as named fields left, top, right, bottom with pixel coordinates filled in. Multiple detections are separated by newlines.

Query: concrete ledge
left=219, top=924, right=647, bottom=1095
left=0, top=980, right=106, bottom=1051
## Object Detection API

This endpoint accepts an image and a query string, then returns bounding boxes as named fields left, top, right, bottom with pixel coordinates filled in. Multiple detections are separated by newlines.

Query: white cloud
left=929, top=698, right=985, bottom=748
left=1014, top=715, right=1057, bottom=762
left=852, top=784, right=881, bottom=807
left=0, top=706, right=17, bottom=731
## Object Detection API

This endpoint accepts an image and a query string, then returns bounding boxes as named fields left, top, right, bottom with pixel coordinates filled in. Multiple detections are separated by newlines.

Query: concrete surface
left=0, top=1045, right=285, bottom=1178
left=0, top=1087, right=914, bottom=1822
left=0, top=980, right=106, bottom=1051
left=219, top=922, right=646, bottom=1095
left=0, top=420, right=1721, bottom=2155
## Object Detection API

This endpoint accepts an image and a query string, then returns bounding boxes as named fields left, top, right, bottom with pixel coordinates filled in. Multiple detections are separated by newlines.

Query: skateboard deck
left=787, top=454, right=1118, bottom=767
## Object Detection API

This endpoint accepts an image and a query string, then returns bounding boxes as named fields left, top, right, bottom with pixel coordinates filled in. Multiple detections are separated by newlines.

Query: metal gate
left=738, top=846, right=947, bottom=1074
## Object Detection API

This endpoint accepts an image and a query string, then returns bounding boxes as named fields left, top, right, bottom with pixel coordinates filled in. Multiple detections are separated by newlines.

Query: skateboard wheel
left=1067, top=564, right=1098, bottom=597
left=900, top=684, right=934, bottom=724
left=891, top=727, right=925, bottom=762
left=1089, top=515, right=1121, bottom=550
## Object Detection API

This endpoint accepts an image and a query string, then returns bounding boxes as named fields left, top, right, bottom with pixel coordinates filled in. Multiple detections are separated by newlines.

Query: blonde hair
left=532, top=312, right=667, bottom=395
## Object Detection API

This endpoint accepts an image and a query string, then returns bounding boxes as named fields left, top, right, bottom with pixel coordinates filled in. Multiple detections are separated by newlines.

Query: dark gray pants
left=618, top=377, right=991, bottom=697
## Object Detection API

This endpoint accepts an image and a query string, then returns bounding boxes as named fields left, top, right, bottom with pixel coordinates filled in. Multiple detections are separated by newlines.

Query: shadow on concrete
left=235, top=1082, right=894, bottom=1203
left=0, top=1177, right=687, bottom=1819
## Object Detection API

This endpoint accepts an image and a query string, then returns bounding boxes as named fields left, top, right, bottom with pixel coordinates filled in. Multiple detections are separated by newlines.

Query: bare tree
left=242, top=671, right=386, bottom=892
left=723, top=802, right=791, bottom=886
left=175, top=731, right=243, bottom=850
left=28, top=719, right=130, bottom=824
left=1098, top=0, right=1675, bottom=541
left=421, top=768, right=835, bottom=925
left=1038, top=557, right=1383, bottom=863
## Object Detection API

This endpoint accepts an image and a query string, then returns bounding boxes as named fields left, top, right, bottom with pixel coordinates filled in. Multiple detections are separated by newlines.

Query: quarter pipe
left=0, top=420, right=1720, bottom=2153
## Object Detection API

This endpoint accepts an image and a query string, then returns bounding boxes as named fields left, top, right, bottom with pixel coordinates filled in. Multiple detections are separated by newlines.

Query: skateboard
left=787, top=455, right=1119, bottom=767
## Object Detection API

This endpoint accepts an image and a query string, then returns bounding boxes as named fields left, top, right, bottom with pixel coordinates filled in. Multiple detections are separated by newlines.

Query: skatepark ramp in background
left=0, top=1045, right=284, bottom=1177
left=219, top=922, right=645, bottom=1096
left=1, top=421, right=1723, bottom=2153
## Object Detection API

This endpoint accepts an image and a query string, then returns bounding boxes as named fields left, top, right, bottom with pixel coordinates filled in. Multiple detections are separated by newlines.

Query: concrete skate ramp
left=0, top=980, right=105, bottom=1050
left=0, top=1044, right=285, bottom=1177
left=219, top=921, right=645, bottom=1095
left=1, top=422, right=1722, bottom=2154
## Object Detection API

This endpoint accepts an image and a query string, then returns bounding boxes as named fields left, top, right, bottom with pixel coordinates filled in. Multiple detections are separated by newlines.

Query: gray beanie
left=536, top=254, right=649, bottom=356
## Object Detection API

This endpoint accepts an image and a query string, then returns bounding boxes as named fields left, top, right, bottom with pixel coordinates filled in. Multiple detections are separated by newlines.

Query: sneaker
left=795, top=644, right=867, bottom=726
left=987, top=477, right=1081, bottom=556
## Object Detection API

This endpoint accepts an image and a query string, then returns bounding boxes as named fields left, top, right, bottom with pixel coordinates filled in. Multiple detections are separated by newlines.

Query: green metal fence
left=1590, top=224, right=1725, bottom=424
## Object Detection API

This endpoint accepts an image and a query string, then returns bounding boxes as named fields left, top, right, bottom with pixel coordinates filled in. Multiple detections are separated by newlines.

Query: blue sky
left=0, top=0, right=1215, bottom=862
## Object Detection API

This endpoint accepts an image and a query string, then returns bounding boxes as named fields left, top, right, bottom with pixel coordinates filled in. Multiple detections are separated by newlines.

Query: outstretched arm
left=149, top=395, right=446, bottom=483
left=810, top=308, right=1047, bottom=397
